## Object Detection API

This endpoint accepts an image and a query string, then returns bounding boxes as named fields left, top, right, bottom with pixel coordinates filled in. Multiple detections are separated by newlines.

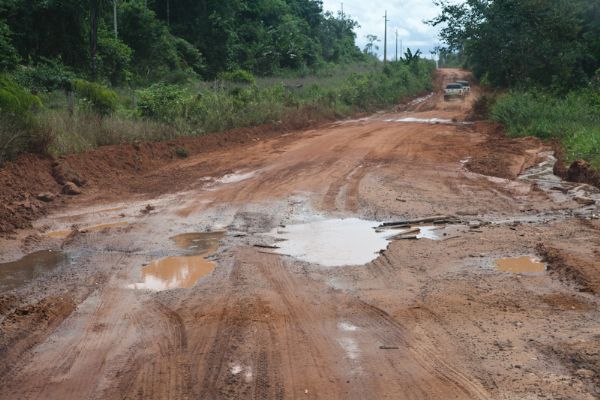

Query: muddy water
left=0, top=250, right=69, bottom=292
left=270, top=218, right=396, bottom=267
left=170, top=231, right=224, bottom=252
left=129, top=255, right=217, bottom=290
left=130, top=232, right=224, bottom=291
left=496, top=256, right=545, bottom=273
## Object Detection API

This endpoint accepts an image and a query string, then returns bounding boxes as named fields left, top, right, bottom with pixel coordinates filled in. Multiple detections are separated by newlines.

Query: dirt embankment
left=0, top=124, right=308, bottom=236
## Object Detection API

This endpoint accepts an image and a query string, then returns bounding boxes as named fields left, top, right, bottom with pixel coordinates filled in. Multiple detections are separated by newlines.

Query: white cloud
left=321, top=0, right=445, bottom=59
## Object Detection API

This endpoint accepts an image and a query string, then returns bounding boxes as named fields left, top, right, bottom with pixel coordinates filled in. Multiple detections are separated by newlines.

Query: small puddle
left=0, top=250, right=69, bottom=292
left=170, top=231, right=224, bottom=252
left=216, top=171, right=256, bottom=184
left=268, top=218, right=396, bottom=267
left=496, top=256, right=545, bottom=274
left=130, top=232, right=224, bottom=291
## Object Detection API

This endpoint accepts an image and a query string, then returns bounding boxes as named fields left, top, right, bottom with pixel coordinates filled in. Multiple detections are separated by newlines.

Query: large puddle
left=129, top=232, right=223, bottom=291
left=268, top=218, right=398, bottom=267
left=496, top=256, right=545, bottom=274
left=0, top=250, right=69, bottom=292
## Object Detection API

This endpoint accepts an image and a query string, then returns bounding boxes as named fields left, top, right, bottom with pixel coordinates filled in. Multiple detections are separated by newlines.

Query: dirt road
left=1, top=68, right=599, bottom=399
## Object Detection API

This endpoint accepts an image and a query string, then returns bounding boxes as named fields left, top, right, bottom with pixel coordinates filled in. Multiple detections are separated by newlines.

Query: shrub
left=97, top=32, right=133, bottom=85
left=0, top=75, right=47, bottom=162
left=218, top=69, right=256, bottom=85
left=0, top=74, right=42, bottom=118
left=0, top=21, right=19, bottom=72
left=73, top=79, right=118, bottom=115
left=137, top=83, right=188, bottom=122
left=12, top=58, right=75, bottom=93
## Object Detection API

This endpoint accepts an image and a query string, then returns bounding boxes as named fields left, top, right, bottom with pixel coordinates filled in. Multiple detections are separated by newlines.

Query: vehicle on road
left=444, top=83, right=465, bottom=101
left=456, top=80, right=471, bottom=93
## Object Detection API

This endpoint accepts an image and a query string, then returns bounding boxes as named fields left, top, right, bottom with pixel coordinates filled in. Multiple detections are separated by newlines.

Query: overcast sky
left=321, top=0, right=444, bottom=60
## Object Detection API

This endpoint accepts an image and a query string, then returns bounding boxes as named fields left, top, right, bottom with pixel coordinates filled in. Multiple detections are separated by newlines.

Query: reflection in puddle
left=416, top=226, right=441, bottom=240
left=129, top=255, right=216, bottom=291
left=0, top=250, right=69, bottom=292
left=496, top=256, right=545, bottom=273
left=269, top=218, right=396, bottom=267
left=130, top=232, right=223, bottom=291
left=170, top=232, right=224, bottom=252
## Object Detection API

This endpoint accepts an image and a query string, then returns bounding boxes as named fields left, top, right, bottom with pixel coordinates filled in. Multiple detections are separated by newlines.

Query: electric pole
left=341, top=2, right=344, bottom=19
left=395, top=29, right=398, bottom=62
left=383, top=11, right=388, bottom=65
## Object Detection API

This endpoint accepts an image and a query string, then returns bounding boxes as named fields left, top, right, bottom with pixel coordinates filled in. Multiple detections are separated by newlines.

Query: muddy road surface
left=1, top=69, right=600, bottom=399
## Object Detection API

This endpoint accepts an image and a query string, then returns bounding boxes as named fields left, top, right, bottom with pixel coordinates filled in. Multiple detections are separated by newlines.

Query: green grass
left=2, top=60, right=435, bottom=161
left=491, top=90, right=600, bottom=168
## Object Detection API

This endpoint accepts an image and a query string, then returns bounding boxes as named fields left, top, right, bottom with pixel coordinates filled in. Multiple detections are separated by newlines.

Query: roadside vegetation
left=431, top=0, right=600, bottom=169
left=0, top=0, right=434, bottom=164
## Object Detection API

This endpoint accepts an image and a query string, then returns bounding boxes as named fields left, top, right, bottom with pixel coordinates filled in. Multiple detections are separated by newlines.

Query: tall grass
left=3, top=60, right=435, bottom=159
left=491, top=90, right=600, bottom=168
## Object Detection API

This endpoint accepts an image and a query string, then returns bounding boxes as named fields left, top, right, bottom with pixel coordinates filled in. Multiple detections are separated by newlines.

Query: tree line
left=0, top=0, right=364, bottom=85
left=430, top=0, right=600, bottom=90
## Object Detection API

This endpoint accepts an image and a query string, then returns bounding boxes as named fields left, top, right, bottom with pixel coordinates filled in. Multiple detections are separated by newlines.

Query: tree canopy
left=0, top=0, right=364, bottom=83
left=429, top=0, right=600, bottom=89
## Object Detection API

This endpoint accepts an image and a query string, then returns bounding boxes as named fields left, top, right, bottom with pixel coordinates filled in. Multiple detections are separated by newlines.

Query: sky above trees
left=322, top=0, right=446, bottom=59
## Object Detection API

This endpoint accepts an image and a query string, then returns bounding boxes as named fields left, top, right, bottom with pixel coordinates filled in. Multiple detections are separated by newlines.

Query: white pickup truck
left=444, top=83, right=465, bottom=101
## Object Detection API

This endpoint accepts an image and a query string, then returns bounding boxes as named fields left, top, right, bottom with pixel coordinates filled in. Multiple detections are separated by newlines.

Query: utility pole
left=113, top=0, right=118, bottom=38
left=400, top=40, right=403, bottom=59
left=383, top=10, right=388, bottom=65
left=395, top=29, right=398, bottom=62
left=341, top=2, right=344, bottom=19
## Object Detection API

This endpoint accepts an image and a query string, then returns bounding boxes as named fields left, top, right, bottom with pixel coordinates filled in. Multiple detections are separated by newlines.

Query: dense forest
left=0, top=0, right=363, bottom=83
left=0, top=0, right=435, bottom=163
left=431, top=0, right=600, bottom=167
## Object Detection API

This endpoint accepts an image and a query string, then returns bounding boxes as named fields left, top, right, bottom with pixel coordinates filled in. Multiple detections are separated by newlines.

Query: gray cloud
left=322, top=0, right=444, bottom=59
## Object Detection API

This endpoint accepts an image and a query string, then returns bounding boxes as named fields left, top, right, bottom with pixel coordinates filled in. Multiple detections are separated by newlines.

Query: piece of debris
left=253, top=244, right=280, bottom=249
left=379, top=346, right=399, bottom=350
left=378, top=215, right=454, bottom=229
left=62, top=182, right=82, bottom=195
left=36, top=192, right=55, bottom=202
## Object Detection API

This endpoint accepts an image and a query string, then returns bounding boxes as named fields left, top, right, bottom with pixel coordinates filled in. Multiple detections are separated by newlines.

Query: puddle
left=129, top=231, right=223, bottom=291
left=128, top=255, right=216, bottom=291
left=0, top=250, right=69, bottom=292
left=384, top=117, right=472, bottom=125
left=170, top=231, right=224, bottom=253
left=416, top=225, right=441, bottom=240
left=216, top=171, right=256, bottom=184
left=268, top=218, right=396, bottom=267
left=496, top=256, right=546, bottom=274
left=338, top=321, right=359, bottom=332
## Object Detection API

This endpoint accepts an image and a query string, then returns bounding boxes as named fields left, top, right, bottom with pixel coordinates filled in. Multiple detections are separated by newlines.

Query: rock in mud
left=567, top=160, right=600, bottom=187
left=62, top=182, right=82, bottom=195
left=36, top=192, right=55, bottom=202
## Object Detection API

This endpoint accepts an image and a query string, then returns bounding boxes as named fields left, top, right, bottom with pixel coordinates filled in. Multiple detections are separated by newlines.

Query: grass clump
left=491, top=89, right=600, bottom=168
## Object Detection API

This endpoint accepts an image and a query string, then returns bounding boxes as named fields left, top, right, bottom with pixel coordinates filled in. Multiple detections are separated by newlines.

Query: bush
left=492, top=90, right=600, bottom=167
left=97, top=32, right=133, bottom=85
left=137, top=83, right=188, bottom=122
left=0, top=75, right=47, bottom=162
left=0, top=74, right=42, bottom=118
left=0, top=21, right=20, bottom=72
left=12, top=58, right=75, bottom=93
left=218, top=69, right=256, bottom=85
left=174, top=37, right=204, bottom=75
left=73, top=79, right=118, bottom=115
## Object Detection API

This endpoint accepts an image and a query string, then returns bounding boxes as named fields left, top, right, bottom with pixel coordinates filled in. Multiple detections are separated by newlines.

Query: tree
left=363, top=34, right=380, bottom=56
left=429, top=0, right=596, bottom=89
left=0, top=20, right=19, bottom=71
